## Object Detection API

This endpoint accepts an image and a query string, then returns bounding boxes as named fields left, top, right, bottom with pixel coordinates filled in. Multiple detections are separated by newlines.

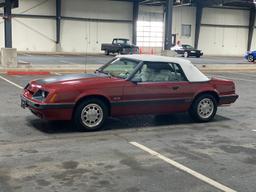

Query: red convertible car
left=21, top=55, right=238, bottom=131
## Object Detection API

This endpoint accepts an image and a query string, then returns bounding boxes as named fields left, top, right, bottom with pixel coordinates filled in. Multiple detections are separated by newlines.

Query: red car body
left=21, top=55, right=238, bottom=129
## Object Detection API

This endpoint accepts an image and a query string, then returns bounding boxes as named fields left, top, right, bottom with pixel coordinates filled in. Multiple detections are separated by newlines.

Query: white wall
left=60, top=0, right=133, bottom=53
left=61, top=20, right=132, bottom=53
left=0, top=0, right=133, bottom=53
left=173, top=6, right=196, bottom=46
left=199, top=8, right=249, bottom=56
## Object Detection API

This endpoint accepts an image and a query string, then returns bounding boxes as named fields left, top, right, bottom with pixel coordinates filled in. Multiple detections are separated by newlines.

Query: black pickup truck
left=101, top=38, right=139, bottom=55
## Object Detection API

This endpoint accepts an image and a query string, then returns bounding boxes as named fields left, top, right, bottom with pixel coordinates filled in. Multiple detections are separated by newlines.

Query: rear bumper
left=21, top=95, right=74, bottom=120
left=219, top=94, right=239, bottom=105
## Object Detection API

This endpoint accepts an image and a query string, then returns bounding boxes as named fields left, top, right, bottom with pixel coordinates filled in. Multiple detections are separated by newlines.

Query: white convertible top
left=116, top=54, right=209, bottom=82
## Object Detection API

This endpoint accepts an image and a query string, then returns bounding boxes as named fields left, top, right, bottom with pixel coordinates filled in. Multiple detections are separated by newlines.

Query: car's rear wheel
left=105, top=50, right=110, bottom=55
left=189, top=94, right=217, bottom=122
left=74, top=98, right=108, bottom=131
left=184, top=51, right=189, bottom=58
left=248, top=54, right=254, bottom=62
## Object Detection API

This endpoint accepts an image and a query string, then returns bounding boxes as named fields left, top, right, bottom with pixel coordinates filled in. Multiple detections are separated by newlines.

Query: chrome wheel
left=81, top=104, right=103, bottom=128
left=197, top=98, right=214, bottom=119
left=248, top=55, right=254, bottom=62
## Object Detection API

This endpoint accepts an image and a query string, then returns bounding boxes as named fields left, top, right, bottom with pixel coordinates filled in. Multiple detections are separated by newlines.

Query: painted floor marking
left=214, top=75, right=255, bottom=82
left=252, top=130, right=256, bottom=132
left=0, top=75, right=23, bottom=89
left=60, top=60, right=71, bottom=64
left=227, top=72, right=256, bottom=78
left=53, top=72, right=62, bottom=75
left=130, top=141, right=237, bottom=192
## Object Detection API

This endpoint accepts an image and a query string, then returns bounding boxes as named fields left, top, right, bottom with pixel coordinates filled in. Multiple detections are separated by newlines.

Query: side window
left=132, top=62, right=177, bottom=82
left=172, top=63, right=187, bottom=81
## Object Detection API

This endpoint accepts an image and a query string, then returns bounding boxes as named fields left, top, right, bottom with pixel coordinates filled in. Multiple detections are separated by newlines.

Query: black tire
left=105, top=50, right=110, bottom=55
left=189, top=94, right=217, bottom=122
left=248, top=54, right=254, bottom=62
left=196, top=55, right=201, bottom=58
left=74, top=98, right=108, bottom=131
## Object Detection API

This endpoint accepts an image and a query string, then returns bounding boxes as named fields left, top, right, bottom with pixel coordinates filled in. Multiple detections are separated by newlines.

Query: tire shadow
left=27, top=113, right=231, bottom=134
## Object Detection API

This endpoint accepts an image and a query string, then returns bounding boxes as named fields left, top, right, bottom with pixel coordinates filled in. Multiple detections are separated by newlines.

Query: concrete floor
left=0, top=72, right=255, bottom=192
left=18, top=54, right=249, bottom=65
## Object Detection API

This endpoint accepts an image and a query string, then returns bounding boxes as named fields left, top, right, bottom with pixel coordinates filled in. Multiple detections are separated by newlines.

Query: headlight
left=33, top=89, right=49, bottom=101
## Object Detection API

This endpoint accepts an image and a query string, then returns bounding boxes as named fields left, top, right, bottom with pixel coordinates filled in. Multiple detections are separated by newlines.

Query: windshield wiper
left=96, top=70, right=112, bottom=78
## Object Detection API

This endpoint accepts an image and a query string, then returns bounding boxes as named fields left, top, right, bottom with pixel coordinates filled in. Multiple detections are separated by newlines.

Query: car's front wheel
left=248, top=54, right=254, bottom=62
left=189, top=94, right=217, bottom=122
left=74, top=98, right=108, bottom=131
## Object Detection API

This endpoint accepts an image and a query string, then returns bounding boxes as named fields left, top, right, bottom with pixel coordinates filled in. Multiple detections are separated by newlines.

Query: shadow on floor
left=26, top=113, right=230, bottom=134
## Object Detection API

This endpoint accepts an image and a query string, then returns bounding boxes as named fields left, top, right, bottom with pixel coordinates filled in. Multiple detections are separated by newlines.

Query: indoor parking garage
left=0, top=0, right=256, bottom=192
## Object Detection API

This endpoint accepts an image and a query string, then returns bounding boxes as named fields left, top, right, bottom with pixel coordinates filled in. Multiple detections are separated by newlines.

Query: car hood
left=31, top=73, right=121, bottom=89
left=34, top=73, right=104, bottom=85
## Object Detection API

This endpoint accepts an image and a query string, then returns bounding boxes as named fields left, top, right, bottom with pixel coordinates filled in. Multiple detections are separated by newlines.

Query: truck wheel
left=105, top=50, right=110, bottom=55
left=189, top=94, right=217, bottom=122
left=74, top=98, right=108, bottom=131
left=248, top=54, right=254, bottom=62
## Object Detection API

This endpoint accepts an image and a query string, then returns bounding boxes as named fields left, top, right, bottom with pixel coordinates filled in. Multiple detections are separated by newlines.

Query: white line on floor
left=214, top=75, right=255, bottom=82
left=53, top=72, right=62, bottom=75
left=252, top=130, right=256, bottom=132
left=0, top=75, right=23, bottom=89
left=60, top=60, right=71, bottom=64
left=129, top=141, right=237, bottom=192
left=226, top=72, right=256, bottom=78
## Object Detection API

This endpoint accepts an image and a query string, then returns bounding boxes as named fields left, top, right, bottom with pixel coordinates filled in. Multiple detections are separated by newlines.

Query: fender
left=192, top=87, right=220, bottom=102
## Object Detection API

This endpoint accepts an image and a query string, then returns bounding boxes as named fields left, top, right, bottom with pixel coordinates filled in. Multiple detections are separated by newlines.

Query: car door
left=121, top=62, right=194, bottom=115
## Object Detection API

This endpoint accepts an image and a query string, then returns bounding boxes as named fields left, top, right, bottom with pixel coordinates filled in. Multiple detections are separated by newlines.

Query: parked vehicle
left=21, top=55, right=238, bottom=131
left=244, top=50, right=256, bottom=62
left=101, top=38, right=139, bottom=55
left=171, top=44, right=203, bottom=58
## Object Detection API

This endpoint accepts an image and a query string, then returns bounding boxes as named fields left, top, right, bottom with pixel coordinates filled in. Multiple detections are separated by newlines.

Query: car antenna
left=84, top=35, right=88, bottom=74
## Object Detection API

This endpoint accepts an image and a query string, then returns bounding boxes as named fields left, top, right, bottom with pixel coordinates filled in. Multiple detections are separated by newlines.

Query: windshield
left=116, top=39, right=129, bottom=44
left=182, top=45, right=194, bottom=49
left=99, top=58, right=140, bottom=79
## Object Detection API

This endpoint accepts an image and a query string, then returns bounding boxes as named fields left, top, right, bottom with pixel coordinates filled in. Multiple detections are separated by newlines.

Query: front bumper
left=219, top=94, right=239, bottom=105
left=21, top=95, right=74, bottom=120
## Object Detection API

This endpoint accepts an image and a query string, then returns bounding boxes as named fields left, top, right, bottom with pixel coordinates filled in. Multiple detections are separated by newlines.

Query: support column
left=132, top=0, right=139, bottom=45
left=4, top=0, right=12, bottom=48
left=247, top=6, right=255, bottom=51
left=194, top=4, right=203, bottom=49
left=164, top=0, right=173, bottom=50
left=56, top=0, right=61, bottom=46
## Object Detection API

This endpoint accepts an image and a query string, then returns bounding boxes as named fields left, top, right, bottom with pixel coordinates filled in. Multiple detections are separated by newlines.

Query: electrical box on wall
left=0, top=0, right=18, bottom=8
left=174, top=0, right=192, bottom=5
left=0, top=0, right=5, bottom=7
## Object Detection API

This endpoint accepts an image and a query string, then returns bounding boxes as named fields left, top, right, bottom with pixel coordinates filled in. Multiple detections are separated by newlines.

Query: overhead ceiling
left=113, top=0, right=256, bottom=8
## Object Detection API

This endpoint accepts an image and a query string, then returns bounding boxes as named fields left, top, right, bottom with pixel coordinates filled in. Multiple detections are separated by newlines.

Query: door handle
left=172, top=86, right=179, bottom=90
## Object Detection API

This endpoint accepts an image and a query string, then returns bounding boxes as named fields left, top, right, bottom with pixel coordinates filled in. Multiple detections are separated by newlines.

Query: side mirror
left=131, top=77, right=142, bottom=84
